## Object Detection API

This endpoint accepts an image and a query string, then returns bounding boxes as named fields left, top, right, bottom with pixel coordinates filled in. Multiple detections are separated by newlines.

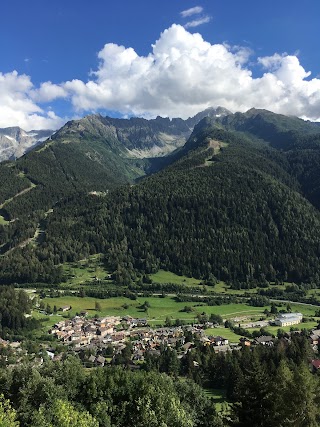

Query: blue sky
left=1, top=0, right=320, bottom=130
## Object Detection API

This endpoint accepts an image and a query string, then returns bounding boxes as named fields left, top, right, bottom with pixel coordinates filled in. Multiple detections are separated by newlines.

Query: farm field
left=286, top=303, right=319, bottom=317
left=36, top=292, right=320, bottom=333
left=39, top=295, right=272, bottom=325
left=32, top=311, right=64, bottom=330
left=205, top=322, right=319, bottom=344
left=42, top=295, right=198, bottom=323
left=40, top=294, right=320, bottom=320
left=201, top=303, right=269, bottom=318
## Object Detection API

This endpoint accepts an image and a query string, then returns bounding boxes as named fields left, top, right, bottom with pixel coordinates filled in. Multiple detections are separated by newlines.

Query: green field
left=32, top=311, right=65, bottom=330
left=213, top=281, right=288, bottom=295
left=0, top=215, right=8, bottom=225
left=205, top=321, right=319, bottom=344
left=204, top=388, right=230, bottom=413
left=36, top=290, right=320, bottom=331
left=62, top=255, right=111, bottom=286
left=201, top=304, right=268, bottom=318
left=289, top=303, right=318, bottom=316
left=205, top=327, right=245, bottom=342
left=39, top=295, right=272, bottom=325
left=150, top=270, right=202, bottom=286
left=42, top=295, right=197, bottom=323
left=43, top=296, right=317, bottom=323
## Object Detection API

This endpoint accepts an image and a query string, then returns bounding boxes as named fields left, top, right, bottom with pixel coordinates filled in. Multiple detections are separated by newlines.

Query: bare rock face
left=0, top=127, right=53, bottom=162
left=53, top=107, right=231, bottom=159
left=0, top=107, right=231, bottom=163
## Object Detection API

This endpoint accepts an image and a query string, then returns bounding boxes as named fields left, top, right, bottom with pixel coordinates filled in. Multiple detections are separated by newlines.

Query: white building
left=274, top=312, right=303, bottom=327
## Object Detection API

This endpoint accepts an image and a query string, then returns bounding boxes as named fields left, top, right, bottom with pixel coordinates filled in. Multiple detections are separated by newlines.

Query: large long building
left=274, top=312, right=303, bottom=327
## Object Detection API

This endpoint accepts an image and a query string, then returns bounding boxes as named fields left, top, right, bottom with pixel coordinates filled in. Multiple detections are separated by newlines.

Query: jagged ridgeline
left=1, top=108, right=320, bottom=285
left=0, top=108, right=228, bottom=218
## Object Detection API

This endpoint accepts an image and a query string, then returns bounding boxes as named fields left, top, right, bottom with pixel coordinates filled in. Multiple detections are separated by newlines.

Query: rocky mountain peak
left=0, top=127, right=53, bottom=162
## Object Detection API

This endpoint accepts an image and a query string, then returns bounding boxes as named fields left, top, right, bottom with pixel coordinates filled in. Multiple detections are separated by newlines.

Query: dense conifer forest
left=2, top=109, right=320, bottom=286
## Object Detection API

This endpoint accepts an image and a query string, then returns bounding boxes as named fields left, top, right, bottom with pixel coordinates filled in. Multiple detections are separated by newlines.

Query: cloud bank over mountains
left=1, top=24, right=320, bottom=130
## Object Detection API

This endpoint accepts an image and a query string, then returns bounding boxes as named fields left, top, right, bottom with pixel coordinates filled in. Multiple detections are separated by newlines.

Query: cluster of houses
left=49, top=315, right=147, bottom=348
left=48, top=314, right=234, bottom=364
left=2, top=308, right=320, bottom=369
left=46, top=310, right=320, bottom=367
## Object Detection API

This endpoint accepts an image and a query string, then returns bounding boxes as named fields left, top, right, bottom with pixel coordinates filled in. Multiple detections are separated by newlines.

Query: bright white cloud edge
left=0, top=71, right=67, bottom=131
left=1, top=24, right=320, bottom=131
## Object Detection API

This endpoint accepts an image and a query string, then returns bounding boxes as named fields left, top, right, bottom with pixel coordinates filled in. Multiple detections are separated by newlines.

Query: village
left=48, top=313, right=230, bottom=366
left=1, top=307, right=320, bottom=372
left=44, top=310, right=320, bottom=370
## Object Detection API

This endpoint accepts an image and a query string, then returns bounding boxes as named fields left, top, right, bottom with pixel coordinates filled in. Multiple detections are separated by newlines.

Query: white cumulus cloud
left=0, top=71, right=66, bottom=130
left=2, top=24, right=320, bottom=129
left=35, top=24, right=319, bottom=121
left=32, top=81, right=68, bottom=103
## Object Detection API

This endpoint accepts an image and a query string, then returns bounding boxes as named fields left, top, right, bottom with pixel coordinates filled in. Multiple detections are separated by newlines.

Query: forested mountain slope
left=220, top=108, right=320, bottom=150
left=217, top=109, right=320, bottom=209
left=0, top=108, right=230, bottom=259
left=1, top=110, right=320, bottom=285
left=0, top=107, right=228, bottom=219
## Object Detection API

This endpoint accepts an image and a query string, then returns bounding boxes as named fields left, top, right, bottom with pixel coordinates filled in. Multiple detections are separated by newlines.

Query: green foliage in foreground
left=0, top=358, right=220, bottom=427
left=227, top=353, right=320, bottom=427
left=0, top=394, right=19, bottom=427
left=0, top=334, right=320, bottom=426
left=31, top=400, right=98, bottom=427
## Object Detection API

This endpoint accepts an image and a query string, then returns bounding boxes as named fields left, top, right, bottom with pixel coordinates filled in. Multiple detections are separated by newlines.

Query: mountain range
left=1, top=107, right=320, bottom=286
left=0, top=127, right=53, bottom=162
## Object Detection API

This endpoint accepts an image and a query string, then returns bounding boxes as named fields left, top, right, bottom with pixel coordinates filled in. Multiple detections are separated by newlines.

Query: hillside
left=1, top=109, right=320, bottom=285
left=0, top=110, right=320, bottom=287
left=220, top=108, right=320, bottom=150
left=0, top=108, right=227, bottom=258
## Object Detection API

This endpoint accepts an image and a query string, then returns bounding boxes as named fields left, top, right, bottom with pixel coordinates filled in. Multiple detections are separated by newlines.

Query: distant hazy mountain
left=0, top=127, right=53, bottom=162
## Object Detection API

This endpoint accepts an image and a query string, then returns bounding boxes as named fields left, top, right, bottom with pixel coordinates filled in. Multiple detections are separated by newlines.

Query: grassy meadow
left=0, top=215, right=8, bottom=225
left=150, top=270, right=202, bottom=287
left=30, top=263, right=320, bottom=337
left=205, top=327, right=246, bottom=342
left=38, top=295, right=279, bottom=327
left=62, top=255, right=112, bottom=286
